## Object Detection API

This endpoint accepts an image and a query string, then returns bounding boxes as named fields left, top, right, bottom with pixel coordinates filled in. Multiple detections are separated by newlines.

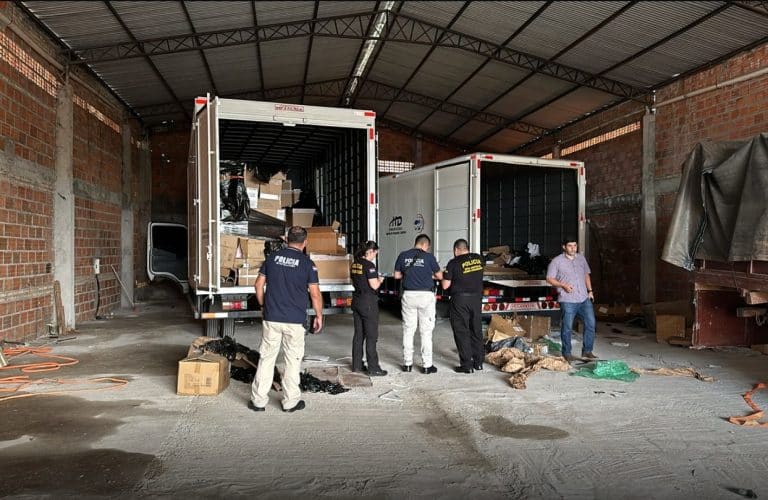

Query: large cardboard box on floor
left=310, top=253, right=352, bottom=282
left=655, top=314, right=686, bottom=343
left=177, top=352, right=230, bottom=396
left=515, top=315, right=551, bottom=341
left=486, top=314, right=526, bottom=341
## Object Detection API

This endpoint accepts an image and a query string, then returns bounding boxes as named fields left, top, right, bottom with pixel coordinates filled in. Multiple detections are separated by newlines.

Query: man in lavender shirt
left=546, top=237, right=598, bottom=362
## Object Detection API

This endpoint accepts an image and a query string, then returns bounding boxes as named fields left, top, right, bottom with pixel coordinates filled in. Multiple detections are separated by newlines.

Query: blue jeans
left=559, top=299, right=596, bottom=356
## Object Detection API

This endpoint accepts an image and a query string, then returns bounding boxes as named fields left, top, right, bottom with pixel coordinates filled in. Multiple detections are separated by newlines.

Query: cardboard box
left=515, top=315, right=551, bottom=341
left=751, top=344, right=768, bottom=355
left=257, top=183, right=281, bottom=210
left=488, top=245, right=510, bottom=255
left=238, top=237, right=266, bottom=261
left=656, top=314, right=686, bottom=343
left=220, top=234, right=240, bottom=267
left=306, top=221, right=341, bottom=232
left=307, top=230, right=346, bottom=255
left=310, top=253, right=352, bottom=282
left=282, top=179, right=292, bottom=191
left=269, top=171, right=287, bottom=186
left=177, top=352, right=230, bottom=396
left=286, top=208, right=315, bottom=228
left=487, top=314, right=526, bottom=341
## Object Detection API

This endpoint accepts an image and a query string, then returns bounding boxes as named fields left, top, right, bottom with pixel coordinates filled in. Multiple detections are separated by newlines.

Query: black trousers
left=449, top=294, right=483, bottom=368
left=352, top=297, right=380, bottom=371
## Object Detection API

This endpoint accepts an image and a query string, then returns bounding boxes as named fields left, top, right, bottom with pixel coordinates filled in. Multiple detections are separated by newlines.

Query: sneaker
left=247, top=401, right=265, bottom=412
left=422, top=366, right=438, bottom=374
left=582, top=352, right=598, bottom=360
left=282, top=400, right=306, bottom=413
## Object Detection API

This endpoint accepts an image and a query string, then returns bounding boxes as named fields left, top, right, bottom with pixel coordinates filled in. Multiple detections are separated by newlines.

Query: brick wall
left=150, top=128, right=189, bottom=223
left=0, top=28, right=58, bottom=340
left=378, top=126, right=464, bottom=167
left=1, top=8, right=145, bottom=340
left=72, top=81, right=123, bottom=322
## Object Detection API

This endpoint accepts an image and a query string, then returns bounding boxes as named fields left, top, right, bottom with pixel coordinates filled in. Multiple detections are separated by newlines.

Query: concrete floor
left=1, top=294, right=767, bottom=499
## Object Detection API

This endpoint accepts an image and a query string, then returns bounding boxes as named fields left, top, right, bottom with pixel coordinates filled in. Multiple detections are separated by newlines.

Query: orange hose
left=0, top=346, right=128, bottom=402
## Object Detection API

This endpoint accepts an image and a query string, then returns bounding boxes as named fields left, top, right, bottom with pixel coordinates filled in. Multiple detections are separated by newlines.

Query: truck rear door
left=194, top=100, right=220, bottom=291
left=434, top=161, right=472, bottom=266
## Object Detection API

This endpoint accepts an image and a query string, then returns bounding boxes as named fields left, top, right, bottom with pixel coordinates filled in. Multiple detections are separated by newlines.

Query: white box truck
left=182, top=95, right=378, bottom=336
left=378, top=153, right=586, bottom=316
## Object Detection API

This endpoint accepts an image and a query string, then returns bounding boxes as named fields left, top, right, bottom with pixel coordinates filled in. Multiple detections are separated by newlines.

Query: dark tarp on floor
left=662, top=133, right=768, bottom=270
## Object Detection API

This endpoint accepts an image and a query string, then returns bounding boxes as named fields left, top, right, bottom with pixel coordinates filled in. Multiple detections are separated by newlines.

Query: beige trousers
left=250, top=320, right=305, bottom=410
left=401, top=291, right=436, bottom=367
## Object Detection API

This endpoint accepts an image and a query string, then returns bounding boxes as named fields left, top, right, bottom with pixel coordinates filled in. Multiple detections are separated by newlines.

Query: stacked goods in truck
left=243, top=170, right=287, bottom=220
left=286, top=208, right=315, bottom=227
left=305, top=222, right=346, bottom=255
left=310, top=253, right=352, bottom=282
left=235, top=237, right=267, bottom=287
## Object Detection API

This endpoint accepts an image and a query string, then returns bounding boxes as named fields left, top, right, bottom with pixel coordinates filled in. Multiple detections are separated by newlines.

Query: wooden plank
left=53, top=280, right=64, bottom=337
left=744, top=290, right=768, bottom=305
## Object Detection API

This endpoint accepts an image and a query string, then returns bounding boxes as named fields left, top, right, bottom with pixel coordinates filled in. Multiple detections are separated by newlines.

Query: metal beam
left=456, top=1, right=637, bottom=147
left=378, top=1, right=470, bottom=119
left=103, top=1, right=190, bottom=120
left=135, top=77, right=547, bottom=136
left=251, top=2, right=266, bottom=92
left=72, top=10, right=644, bottom=99
left=180, top=2, right=218, bottom=96
left=301, top=1, right=320, bottom=104
left=732, top=1, right=768, bottom=17
left=410, top=0, right=554, bottom=135
left=337, top=0, right=381, bottom=107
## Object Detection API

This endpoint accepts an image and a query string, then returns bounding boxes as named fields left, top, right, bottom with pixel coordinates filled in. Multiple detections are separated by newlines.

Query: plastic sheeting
left=662, top=134, right=768, bottom=270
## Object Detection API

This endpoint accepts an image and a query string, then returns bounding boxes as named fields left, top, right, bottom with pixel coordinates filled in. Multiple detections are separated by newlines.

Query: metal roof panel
left=418, top=110, right=470, bottom=137
left=21, top=1, right=129, bottom=48
left=89, top=59, right=173, bottom=107
left=478, top=128, right=536, bottom=153
left=523, top=87, right=616, bottom=129
left=259, top=38, right=310, bottom=88
left=486, top=74, right=574, bottom=119
left=450, top=120, right=497, bottom=144
left=201, top=45, right=262, bottom=96
left=150, top=50, right=213, bottom=102
left=451, top=1, right=548, bottom=45
left=386, top=102, right=433, bottom=128
left=399, top=1, right=467, bottom=27
left=405, top=47, right=487, bottom=100
left=307, top=38, right=359, bottom=83
left=450, top=60, right=530, bottom=109
left=185, top=1, right=256, bottom=32
left=254, top=1, right=315, bottom=25
left=318, top=1, right=377, bottom=18
left=367, top=42, right=432, bottom=88
left=109, top=1, right=190, bottom=41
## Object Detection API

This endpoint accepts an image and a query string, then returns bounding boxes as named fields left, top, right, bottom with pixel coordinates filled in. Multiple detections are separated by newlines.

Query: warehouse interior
left=1, top=1, right=767, bottom=497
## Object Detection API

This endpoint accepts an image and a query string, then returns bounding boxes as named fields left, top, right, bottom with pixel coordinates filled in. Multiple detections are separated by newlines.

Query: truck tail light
left=222, top=300, right=247, bottom=311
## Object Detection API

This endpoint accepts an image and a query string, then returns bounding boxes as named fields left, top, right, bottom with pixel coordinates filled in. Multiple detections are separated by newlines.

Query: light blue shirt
left=546, top=253, right=591, bottom=303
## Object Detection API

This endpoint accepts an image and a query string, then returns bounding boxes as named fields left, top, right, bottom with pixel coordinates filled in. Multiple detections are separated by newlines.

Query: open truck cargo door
left=434, top=160, right=473, bottom=266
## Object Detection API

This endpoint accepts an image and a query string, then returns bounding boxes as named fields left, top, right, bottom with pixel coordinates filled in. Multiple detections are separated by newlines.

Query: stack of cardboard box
left=220, top=235, right=267, bottom=287
left=306, top=221, right=351, bottom=283
left=245, top=171, right=287, bottom=221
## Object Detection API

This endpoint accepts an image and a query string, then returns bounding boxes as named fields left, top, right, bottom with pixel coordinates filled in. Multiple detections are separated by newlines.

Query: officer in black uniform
left=441, top=238, right=485, bottom=373
left=350, top=240, right=387, bottom=376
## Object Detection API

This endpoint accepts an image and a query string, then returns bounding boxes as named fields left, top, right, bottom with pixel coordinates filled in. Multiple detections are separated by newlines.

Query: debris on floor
left=572, top=360, right=639, bottom=382
left=484, top=348, right=572, bottom=389
left=305, top=366, right=371, bottom=388
left=727, top=382, right=768, bottom=428
left=633, top=366, right=715, bottom=382
left=610, top=342, right=630, bottom=347
left=299, top=372, right=349, bottom=395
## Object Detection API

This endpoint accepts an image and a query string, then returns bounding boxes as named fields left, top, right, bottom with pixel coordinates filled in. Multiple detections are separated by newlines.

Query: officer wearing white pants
left=394, top=234, right=442, bottom=374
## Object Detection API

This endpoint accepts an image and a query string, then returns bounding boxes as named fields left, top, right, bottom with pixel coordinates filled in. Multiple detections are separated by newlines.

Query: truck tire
left=204, top=318, right=220, bottom=338
left=221, top=318, right=235, bottom=338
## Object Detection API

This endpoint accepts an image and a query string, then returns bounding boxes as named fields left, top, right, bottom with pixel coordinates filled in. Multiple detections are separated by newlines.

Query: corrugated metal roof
left=478, top=128, right=536, bottom=152
left=405, top=47, right=487, bottom=100
left=17, top=1, right=768, bottom=153
left=509, top=1, right=630, bottom=60
left=259, top=37, right=310, bottom=88
left=307, top=38, right=359, bottom=83
left=524, top=87, right=616, bottom=129
left=204, top=45, right=263, bottom=95
left=367, top=42, right=432, bottom=88
left=486, top=74, right=574, bottom=119
left=451, top=1, right=548, bottom=46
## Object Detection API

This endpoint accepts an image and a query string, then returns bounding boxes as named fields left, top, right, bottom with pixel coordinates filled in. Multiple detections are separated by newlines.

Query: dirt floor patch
left=480, top=415, right=569, bottom=440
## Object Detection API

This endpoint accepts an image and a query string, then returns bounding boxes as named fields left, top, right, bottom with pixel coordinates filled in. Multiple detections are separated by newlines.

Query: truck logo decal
left=385, top=215, right=406, bottom=236
left=274, top=104, right=304, bottom=113
left=414, top=213, right=424, bottom=232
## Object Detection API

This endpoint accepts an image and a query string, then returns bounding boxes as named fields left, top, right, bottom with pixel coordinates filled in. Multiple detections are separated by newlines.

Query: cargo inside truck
left=479, top=161, right=580, bottom=263
left=217, top=119, right=371, bottom=250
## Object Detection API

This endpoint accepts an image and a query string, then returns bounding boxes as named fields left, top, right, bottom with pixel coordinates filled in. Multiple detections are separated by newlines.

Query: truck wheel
left=204, top=318, right=220, bottom=338
left=221, top=318, right=235, bottom=338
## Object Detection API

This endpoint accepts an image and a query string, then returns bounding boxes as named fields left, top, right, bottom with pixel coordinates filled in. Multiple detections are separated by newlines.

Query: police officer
left=394, top=234, right=443, bottom=374
left=249, top=226, right=323, bottom=413
left=441, top=238, right=485, bottom=373
left=350, top=240, right=386, bottom=376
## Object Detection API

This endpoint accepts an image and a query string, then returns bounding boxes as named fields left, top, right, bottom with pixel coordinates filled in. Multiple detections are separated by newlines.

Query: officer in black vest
left=441, top=238, right=485, bottom=373
left=350, top=240, right=386, bottom=376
